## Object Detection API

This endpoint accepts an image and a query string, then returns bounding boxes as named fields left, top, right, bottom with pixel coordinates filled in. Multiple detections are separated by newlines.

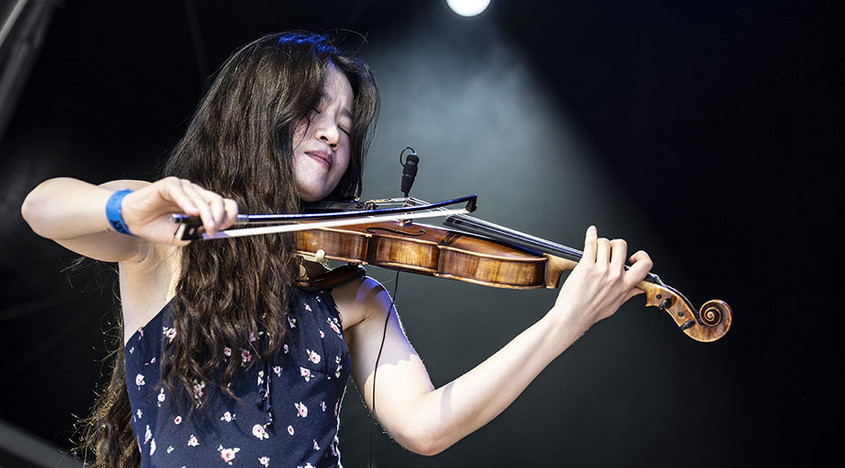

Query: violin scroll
left=639, top=282, right=732, bottom=342
left=699, top=299, right=731, bottom=328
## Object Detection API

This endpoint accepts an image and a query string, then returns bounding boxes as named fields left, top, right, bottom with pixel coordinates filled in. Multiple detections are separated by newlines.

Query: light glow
left=446, top=0, right=491, bottom=17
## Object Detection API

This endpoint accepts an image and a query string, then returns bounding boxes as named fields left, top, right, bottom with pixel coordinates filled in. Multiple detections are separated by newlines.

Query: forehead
left=321, top=64, right=354, bottom=112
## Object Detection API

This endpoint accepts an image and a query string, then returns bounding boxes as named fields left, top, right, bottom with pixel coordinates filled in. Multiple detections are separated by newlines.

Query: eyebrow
left=320, top=92, right=353, bottom=118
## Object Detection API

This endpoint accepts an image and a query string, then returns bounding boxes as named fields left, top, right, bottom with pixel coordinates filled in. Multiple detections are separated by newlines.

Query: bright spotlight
left=446, top=0, right=491, bottom=17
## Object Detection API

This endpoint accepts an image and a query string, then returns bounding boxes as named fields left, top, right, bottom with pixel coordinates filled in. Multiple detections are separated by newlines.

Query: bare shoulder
left=331, top=276, right=393, bottom=332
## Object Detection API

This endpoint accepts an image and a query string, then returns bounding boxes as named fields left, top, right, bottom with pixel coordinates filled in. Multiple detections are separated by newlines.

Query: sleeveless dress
left=124, top=288, right=351, bottom=467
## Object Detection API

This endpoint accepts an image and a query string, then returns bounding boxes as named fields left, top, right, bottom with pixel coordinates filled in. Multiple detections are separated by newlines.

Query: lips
left=305, top=149, right=332, bottom=170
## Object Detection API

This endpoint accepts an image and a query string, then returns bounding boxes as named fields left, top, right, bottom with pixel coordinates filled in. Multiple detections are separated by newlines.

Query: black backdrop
left=1, top=1, right=842, bottom=466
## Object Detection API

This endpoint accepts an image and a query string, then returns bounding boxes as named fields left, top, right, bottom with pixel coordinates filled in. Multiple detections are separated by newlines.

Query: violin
left=172, top=195, right=732, bottom=343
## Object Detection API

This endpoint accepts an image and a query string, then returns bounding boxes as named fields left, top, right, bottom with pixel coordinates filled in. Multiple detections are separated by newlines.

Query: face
left=292, top=64, right=354, bottom=202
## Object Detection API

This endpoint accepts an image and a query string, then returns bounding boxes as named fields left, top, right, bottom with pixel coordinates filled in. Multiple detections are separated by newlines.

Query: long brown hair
left=78, top=32, right=379, bottom=466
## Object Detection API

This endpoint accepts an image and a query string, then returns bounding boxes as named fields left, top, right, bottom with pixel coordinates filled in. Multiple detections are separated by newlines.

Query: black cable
left=369, top=146, right=416, bottom=465
left=368, top=269, right=401, bottom=468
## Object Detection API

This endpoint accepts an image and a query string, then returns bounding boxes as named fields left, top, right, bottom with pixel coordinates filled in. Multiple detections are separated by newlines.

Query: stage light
left=446, top=0, right=491, bottom=17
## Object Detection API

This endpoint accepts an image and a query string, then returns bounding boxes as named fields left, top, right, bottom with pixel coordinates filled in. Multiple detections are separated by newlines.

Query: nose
left=313, top=114, right=340, bottom=150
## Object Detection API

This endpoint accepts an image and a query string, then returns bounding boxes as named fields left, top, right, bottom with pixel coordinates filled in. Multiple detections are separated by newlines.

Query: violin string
left=368, top=268, right=401, bottom=467
left=446, top=214, right=584, bottom=262
left=445, top=214, right=664, bottom=285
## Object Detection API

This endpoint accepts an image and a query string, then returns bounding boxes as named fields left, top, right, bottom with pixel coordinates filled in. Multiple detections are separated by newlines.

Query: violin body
left=295, top=221, right=568, bottom=289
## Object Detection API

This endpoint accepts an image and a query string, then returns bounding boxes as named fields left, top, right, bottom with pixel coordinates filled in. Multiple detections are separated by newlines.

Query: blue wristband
left=105, top=189, right=134, bottom=235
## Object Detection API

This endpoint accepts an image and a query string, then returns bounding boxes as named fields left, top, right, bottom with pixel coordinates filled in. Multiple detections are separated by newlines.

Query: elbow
left=21, top=178, right=66, bottom=239
left=392, top=426, right=454, bottom=457
left=400, top=439, right=448, bottom=457
left=20, top=177, right=72, bottom=238
left=409, top=441, right=450, bottom=457
left=20, top=181, right=55, bottom=238
left=20, top=187, right=41, bottom=232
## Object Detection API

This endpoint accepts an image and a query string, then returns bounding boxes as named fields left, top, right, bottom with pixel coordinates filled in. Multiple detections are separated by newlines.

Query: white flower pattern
left=295, top=401, right=308, bottom=418
left=218, top=445, right=240, bottom=464
left=252, top=424, right=269, bottom=440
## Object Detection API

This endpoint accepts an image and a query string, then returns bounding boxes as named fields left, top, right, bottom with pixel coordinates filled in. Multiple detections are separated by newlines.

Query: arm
left=21, top=177, right=147, bottom=262
left=338, top=226, right=652, bottom=456
left=21, top=176, right=238, bottom=262
left=22, top=176, right=241, bottom=339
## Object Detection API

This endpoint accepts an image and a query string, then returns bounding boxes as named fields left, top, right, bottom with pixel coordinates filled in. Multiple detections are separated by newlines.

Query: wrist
left=543, top=304, right=591, bottom=348
left=105, top=189, right=135, bottom=236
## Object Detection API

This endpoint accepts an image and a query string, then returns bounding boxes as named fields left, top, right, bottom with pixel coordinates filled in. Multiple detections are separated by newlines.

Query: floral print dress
left=125, top=288, right=351, bottom=467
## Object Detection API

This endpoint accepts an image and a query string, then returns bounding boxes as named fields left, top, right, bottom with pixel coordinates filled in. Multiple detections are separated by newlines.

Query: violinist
left=21, top=31, right=653, bottom=467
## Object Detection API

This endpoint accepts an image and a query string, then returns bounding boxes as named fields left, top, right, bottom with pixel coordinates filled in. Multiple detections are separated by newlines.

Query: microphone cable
left=369, top=146, right=419, bottom=466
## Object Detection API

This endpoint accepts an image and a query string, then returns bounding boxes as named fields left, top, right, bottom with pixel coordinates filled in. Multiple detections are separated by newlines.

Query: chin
left=298, top=189, right=331, bottom=202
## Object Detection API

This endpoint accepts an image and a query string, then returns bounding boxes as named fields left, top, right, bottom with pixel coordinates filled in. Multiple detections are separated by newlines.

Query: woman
left=21, top=32, right=652, bottom=467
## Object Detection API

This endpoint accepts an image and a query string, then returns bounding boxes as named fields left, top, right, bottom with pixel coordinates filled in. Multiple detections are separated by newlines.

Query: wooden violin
left=172, top=195, right=732, bottom=342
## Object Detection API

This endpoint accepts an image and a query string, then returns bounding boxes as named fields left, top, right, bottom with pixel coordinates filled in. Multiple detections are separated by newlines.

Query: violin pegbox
left=639, top=281, right=732, bottom=342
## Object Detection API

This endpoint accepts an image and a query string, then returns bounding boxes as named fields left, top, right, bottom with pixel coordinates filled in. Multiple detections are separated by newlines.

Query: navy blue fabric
left=125, top=288, right=351, bottom=467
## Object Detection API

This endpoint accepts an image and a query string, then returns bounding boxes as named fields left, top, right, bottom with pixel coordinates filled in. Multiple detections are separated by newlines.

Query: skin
left=20, top=68, right=653, bottom=456
left=292, top=64, right=353, bottom=202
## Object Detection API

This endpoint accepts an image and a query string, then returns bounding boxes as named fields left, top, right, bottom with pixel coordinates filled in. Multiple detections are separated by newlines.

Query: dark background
left=1, top=1, right=842, bottom=466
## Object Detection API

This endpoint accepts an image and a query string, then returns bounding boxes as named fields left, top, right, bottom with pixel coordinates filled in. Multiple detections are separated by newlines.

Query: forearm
left=400, top=310, right=585, bottom=455
left=352, top=227, right=651, bottom=456
left=22, top=177, right=121, bottom=240
left=21, top=177, right=158, bottom=262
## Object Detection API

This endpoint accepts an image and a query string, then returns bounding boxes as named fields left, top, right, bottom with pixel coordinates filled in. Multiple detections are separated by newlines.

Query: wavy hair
left=78, top=32, right=379, bottom=466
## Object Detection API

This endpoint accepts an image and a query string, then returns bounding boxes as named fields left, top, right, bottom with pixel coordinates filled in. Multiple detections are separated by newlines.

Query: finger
left=625, top=250, right=653, bottom=285
left=610, top=239, right=628, bottom=268
left=194, top=186, right=235, bottom=234
left=581, top=225, right=598, bottom=262
left=628, top=249, right=653, bottom=269
left=162, top=177, right=200, bottom=215
left=221, top=198, right=239, bottom=230
left=204, top=191, right=226, bottom=228
left=180, top=181, right=219, bottom=235
left=596, top=237, right=611, bottom=264
left=609, top=239, right=628, bottom=272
